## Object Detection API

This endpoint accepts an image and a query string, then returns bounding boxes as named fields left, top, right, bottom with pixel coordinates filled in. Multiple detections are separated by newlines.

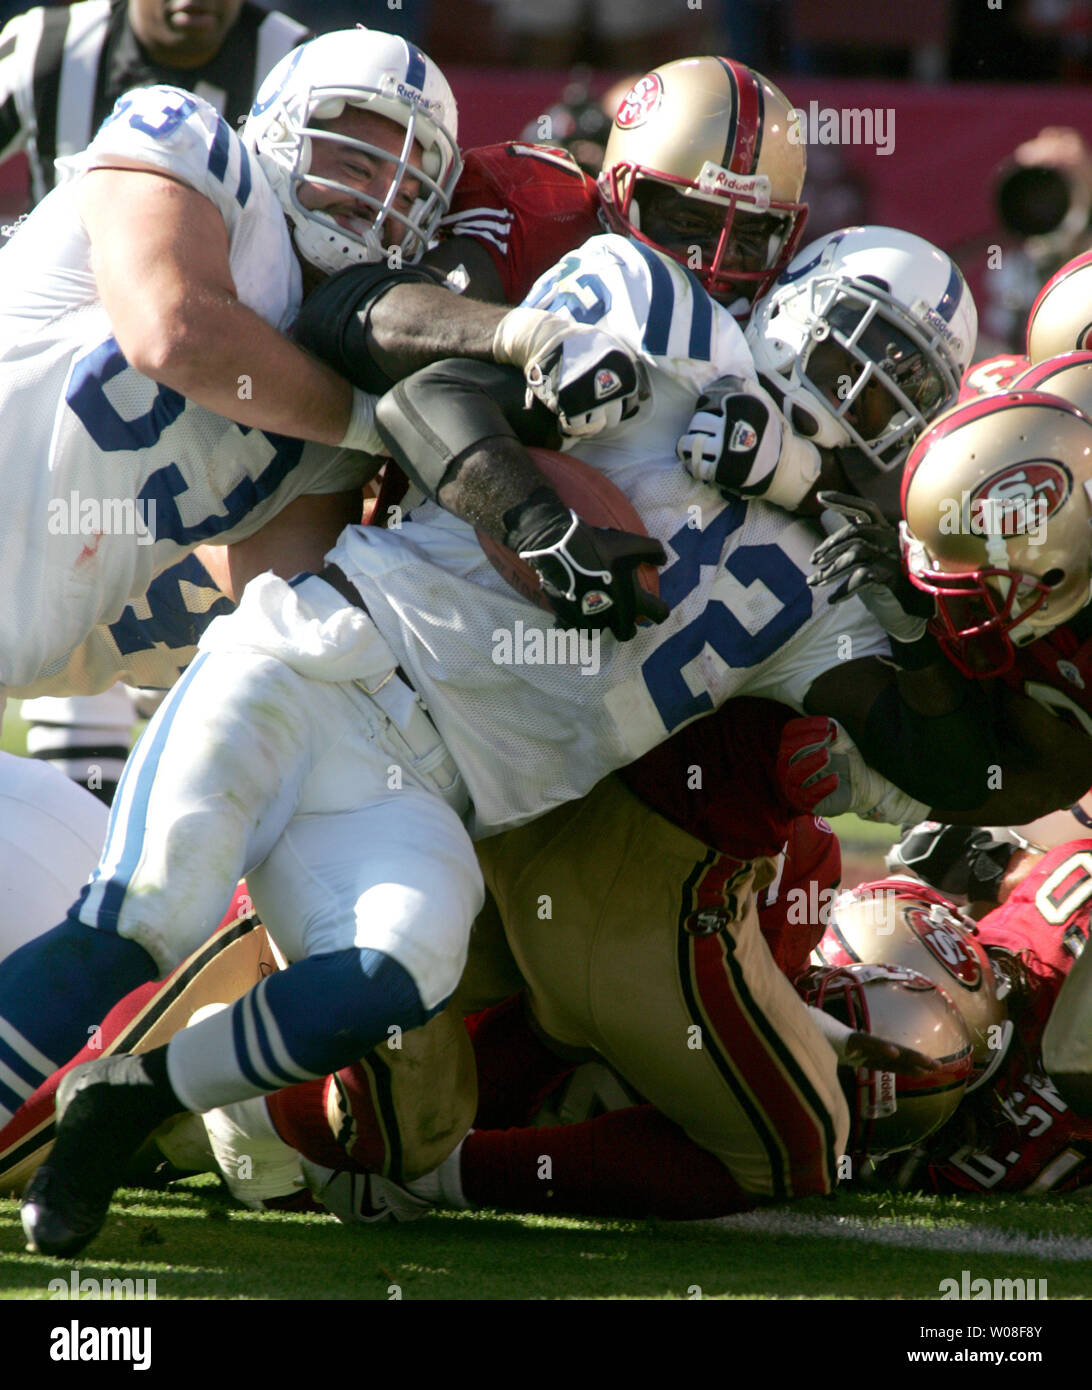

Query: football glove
left=776, top=716, right=842, bottom=816
left=677, top=374, right=821, bottom=509
left=886, top=822, right=1024, bottom=903
left=505, top=487, right=668, bottom=642
left=493, top=306, right=650, bottom=437
left=808, top=491, right=935, bottom=645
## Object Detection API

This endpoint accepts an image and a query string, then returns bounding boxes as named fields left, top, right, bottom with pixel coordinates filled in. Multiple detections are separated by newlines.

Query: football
left=476, top=446, right=661, bottom=612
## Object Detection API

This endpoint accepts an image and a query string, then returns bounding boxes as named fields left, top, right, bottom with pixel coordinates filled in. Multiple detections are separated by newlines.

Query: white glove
left=493, top=306, right=650, bottom=438
left=676, top=374, right=820, bottom=509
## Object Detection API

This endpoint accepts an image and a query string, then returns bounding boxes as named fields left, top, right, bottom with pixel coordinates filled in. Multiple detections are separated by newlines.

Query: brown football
left=476, top=447, right=661, bottom=613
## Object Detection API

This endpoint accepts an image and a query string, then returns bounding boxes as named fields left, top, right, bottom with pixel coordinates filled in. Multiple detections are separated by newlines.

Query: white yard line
left=695, top=1209, right=1092, bottom=1262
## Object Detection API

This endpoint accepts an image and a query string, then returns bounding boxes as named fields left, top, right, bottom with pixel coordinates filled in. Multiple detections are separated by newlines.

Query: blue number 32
left=643, top=502, right=814, bottom=732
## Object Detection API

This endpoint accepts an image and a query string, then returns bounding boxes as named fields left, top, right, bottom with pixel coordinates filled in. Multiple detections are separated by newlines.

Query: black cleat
left=21, top=1050, right=182, bottom=1257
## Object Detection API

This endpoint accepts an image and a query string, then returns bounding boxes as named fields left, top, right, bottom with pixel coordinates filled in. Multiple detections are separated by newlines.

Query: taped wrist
left=340, top=387, right=383, bottom=454
left=492, top=306, right=562, bottom=368
left=293, top=262, right=441, bottom=393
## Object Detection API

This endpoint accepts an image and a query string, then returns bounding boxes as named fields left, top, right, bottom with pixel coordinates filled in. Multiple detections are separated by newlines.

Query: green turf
left=2, top=1178, right=1089, bottom=1300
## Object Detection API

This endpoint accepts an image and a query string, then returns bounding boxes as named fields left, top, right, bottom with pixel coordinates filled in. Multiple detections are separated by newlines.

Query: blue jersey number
left=643, top=503, right=814, bottom=732
left=104, top=92, right=198, bottom=139
left=526, top=254, right=611, bottom=325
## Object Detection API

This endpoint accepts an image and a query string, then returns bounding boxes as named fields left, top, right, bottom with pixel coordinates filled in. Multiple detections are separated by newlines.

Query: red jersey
left=911, top=841, right=1092, bottom=1194
left=440, top=142, right=603, bottom=304
left=957, top=354, right=1031, bottom=402
left=620, top=698, right=805, bottom=861
left=1000, top=602, right=1092, bottom=736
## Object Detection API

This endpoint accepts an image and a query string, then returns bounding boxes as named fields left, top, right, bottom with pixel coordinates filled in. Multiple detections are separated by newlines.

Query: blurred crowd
left=0, top=0, right=1087, bottom=80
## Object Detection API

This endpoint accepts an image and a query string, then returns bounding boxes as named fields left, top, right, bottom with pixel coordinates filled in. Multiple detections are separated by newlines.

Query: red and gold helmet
left=801, top=962, right=974, bottom=1162
left=900, top=391, right=1092, bottom=677
left=813, top=878, right=1008, bottom=1083
left=1013, top=349, right=1092, bottom=417
left=1026, top=249, right=1092, bottom=363
left=598, top=57, right=807, bottom=309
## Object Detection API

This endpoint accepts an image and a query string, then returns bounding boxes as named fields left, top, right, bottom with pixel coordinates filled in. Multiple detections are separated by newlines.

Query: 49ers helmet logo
left=614, top=74, right=664, bottom=130
left=905, top=905, right=982, bottom=988
left=968, top=460, right=1072, bottom=535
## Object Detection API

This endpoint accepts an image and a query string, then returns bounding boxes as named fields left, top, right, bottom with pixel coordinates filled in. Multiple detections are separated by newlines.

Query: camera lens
left=995, top=164, right=1073, bottom=237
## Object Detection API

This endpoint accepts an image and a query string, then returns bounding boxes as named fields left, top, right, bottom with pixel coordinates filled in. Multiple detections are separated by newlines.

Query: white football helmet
left=747, top=226, right=977, bottom=513
left=801, top=962, right=974, bottom=1162
left=243, top=29, right=460, bottom=275
left=813, top=878, right=1009, bottom=1086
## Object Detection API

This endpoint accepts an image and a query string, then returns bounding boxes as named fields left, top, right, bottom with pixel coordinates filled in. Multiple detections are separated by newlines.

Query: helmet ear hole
left=791, top=404, right=820, bottom=437
left=1042, top=567, right=1065, bottom=588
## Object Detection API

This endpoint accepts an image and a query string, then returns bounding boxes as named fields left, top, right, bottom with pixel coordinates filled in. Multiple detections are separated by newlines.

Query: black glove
left=504, top=488, right=668, bottom=641
left=886, top=822, right=1021, bottom=903
left=808, top=491, right=936, bottom=646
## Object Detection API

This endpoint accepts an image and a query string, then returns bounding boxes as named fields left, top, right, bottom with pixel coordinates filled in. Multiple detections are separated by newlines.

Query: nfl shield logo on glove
left=581, top=589, right=613, bottom=615
left=729, top=420, right=758, bottom=452
left=594, top=368, right=622, bottom=400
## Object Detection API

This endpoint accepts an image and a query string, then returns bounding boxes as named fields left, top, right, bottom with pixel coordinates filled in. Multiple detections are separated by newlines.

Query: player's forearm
left=127, top=292, right=356, bottom=446
left=365, top=283, right=509, bottom=378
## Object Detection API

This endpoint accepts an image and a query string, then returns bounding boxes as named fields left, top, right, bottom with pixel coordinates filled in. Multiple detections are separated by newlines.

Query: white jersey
left=315, top=235, right=890, bottom=836
left=0, top=85, right=366, bottom=696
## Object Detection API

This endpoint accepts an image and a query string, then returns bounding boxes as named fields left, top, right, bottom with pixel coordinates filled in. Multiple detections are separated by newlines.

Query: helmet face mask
left=244, top=31, right=461, bottom=276
left=598, top=57, right=808, bottom=309
left=747, top=226, right=976, bottom=512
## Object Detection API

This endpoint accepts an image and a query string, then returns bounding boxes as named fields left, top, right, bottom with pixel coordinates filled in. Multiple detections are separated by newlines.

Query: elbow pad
left=293, top=262, right=441, bottom=394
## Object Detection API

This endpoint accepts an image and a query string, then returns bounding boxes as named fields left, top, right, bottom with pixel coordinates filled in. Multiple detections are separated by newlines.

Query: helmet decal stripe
left=723, top=59, right=760, bottom=174
left=934, top=261, right=964, bottom=325
left=403, top=39, right=428, bottom=92
left=716, top=57, right=739, bottom=172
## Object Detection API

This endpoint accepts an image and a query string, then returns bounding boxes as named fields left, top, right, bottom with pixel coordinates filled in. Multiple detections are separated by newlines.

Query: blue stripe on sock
left=0, top=1030, right=47, bottom=1091
left=231, top=995, right=267, bottom=1091
left=0, top=1075, right=26, bottom=1115
left=247, top=982, right=298, bottom=1086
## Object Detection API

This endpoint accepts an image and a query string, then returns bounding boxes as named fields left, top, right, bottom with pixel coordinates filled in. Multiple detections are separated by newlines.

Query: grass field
left=2, top=1176, right=1090, bottom=1302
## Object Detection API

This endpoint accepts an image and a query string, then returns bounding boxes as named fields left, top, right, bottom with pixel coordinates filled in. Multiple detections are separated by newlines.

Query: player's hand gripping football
left=493, top=307, right=650, bottom=437
left=505, top=488, right=668, bottom=641
left=808, top=491, right=935, bottom=644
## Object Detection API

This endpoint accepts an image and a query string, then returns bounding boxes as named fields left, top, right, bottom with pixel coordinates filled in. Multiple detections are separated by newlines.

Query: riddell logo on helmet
left=614, top=74, right=663, bottom=130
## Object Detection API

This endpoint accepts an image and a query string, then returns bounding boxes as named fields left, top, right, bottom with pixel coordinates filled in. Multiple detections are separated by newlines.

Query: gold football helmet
left=1014, top=350, right=1092, bottom=417
left=801, top=962, right=974, bottom=1161
left=813, top=878, right=1008, bottom=1083
left=901, top=391, right=1092, bottom=677
left=1026, top=249, right=1092, bottom=363
left=598, top=56, right=807, bottom=308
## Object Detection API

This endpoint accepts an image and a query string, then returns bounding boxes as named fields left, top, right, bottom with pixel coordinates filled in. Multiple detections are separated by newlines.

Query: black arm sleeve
left=292, top=262, right=443, bottom=394
left=857, top=681, right=1001, bottom=811
left=376, top=358, right=558, bottom=505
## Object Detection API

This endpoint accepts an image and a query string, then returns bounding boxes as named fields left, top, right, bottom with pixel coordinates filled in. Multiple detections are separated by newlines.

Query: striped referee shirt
left=0, top=0, right=310, bottom=204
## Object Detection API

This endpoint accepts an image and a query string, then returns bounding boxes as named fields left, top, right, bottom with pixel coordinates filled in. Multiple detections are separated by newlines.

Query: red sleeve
left=759, top=815, right=841, bottom=982
left=441, top=142, right=603, bottom=304
left=977, top=838, right=1092, bottom=1015
left=619, top=698, right=801, bottom=861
